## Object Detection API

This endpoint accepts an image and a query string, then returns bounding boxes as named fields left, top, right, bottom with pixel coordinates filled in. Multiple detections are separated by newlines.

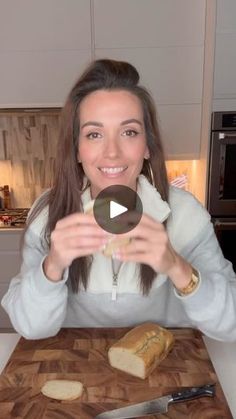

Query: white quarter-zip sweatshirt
left=2, top=176, right=236, bottom=341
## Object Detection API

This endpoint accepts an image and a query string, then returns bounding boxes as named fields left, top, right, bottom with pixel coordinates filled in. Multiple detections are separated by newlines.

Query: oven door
left=213, top=218, right=236, bottom=272
left=208, top=131, right=236, bottom=216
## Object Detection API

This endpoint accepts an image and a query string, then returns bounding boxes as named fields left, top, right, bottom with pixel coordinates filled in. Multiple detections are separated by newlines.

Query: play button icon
left=94, top=185, right=143, bottom=234
left=110, top=201, right=127, bottom=219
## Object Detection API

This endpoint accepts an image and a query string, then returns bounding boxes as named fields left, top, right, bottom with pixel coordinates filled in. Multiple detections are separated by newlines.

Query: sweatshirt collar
left=137, top=175, right=171, bottom=223
left=81, top=174, right=171, bottom=224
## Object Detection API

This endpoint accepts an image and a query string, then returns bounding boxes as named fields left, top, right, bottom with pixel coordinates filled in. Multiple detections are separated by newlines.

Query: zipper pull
left=112, top=273, right=118, bottom=301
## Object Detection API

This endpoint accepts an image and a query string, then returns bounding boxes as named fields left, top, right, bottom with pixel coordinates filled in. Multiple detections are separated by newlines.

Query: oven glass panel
left=219, top=144, right=236, bottom=199
left=216, top=229, right=236, bottom=272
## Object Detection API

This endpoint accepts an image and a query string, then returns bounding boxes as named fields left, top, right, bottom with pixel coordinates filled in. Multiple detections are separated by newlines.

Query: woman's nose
left=104, top=136, right=121, bottom=158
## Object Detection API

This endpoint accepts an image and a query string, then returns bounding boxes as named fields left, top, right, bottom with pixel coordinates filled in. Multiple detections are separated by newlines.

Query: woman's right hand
left=43, top=212, right=110, bottom=282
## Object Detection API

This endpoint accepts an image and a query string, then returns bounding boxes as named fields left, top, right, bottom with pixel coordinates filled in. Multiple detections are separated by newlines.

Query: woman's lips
left=98, top=166, right=128, bottom=177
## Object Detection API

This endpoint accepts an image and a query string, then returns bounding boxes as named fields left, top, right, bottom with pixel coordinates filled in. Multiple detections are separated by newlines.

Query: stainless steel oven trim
left=212, top=111, right=236, bottom=131
left=219, top=133, right=236, bottom=141
left=214, top=220, right=236, bottom=230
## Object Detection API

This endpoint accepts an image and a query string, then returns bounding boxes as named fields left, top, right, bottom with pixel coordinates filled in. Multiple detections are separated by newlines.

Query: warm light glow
left=165, top=160, right=198, bottom=195
left=0, top=161, right=12, bottom=186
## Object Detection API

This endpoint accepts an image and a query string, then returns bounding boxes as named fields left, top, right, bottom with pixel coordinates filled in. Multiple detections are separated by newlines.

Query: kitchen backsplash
left=0, top=109, right=61, bottom=207
left=0, top=109, right=200, bottom=208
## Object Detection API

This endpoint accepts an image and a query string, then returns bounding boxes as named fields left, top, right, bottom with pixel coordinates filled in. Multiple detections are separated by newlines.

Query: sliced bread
left=41, top=379, right=83, bottom=401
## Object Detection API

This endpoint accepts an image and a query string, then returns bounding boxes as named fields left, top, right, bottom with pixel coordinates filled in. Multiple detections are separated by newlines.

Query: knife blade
left=95, top=383, right=215, bottom=418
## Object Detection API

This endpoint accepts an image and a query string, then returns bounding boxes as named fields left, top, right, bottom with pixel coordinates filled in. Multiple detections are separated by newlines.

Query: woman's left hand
left=113, top=213, right=192, bottom=289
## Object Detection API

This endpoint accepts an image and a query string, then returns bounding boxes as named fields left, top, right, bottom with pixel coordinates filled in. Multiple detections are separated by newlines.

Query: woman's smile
left=98, top=166, right=128, bottom=177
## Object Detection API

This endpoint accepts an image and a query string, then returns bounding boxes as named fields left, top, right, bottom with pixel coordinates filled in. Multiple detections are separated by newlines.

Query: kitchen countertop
left=0, top=329, right=235, bottom=418
left=0, top=227, right=24, bottom=231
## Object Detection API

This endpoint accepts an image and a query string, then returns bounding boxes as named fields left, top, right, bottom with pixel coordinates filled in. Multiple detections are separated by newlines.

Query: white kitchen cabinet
left=0, top=0, right=91, bottom=107
left=95, top=47, right=204, bottom=105
left=0, top=0, right=212, bottom=159
left=94, top=0, right=206, bottom=159
left=0, top=50, right=91, bottom=106
left=213, top=0, right=236, bottom=111
left=157, top=105, right=202, bottom=160
left=214, top=34, right=236, bottom=99
left=0, top=0, right=91, bottom=51
left=0, top=230, right=22, bottom=329
left=94, top=0, right=205, bottom=48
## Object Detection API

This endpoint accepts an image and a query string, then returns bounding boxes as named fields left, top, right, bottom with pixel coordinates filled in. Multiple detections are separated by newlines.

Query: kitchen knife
left=95, top=384, right=215, bottom=418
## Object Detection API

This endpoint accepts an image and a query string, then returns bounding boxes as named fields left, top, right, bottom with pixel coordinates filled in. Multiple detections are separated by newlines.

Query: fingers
left=113, top=244, right=150, bottom=266
left=117, top=214, right=165, bottom=243
left=67, top=244, right=106, bottom=259
left=47, top=212, right=114, bottom=273
left=52, top=224, right=110, bottom=241
left=59, top=235, right=108, bottom=250
left=110, top=214, right=170, bottom=273
left=55, top=212, right=98, bottom=229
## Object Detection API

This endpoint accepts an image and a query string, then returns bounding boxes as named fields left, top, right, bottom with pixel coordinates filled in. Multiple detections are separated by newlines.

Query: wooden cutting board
left=0, top=328, right=233, bottom=418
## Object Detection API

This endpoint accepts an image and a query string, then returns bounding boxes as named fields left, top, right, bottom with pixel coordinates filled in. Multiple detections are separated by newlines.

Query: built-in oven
left=212, top=218, right=236, bottom=272
left=208, top=112, right=236, bottom=216
left=208, top=111, right=236, bottom=272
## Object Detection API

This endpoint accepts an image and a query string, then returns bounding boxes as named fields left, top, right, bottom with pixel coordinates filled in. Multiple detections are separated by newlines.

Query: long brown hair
left=26, top=59, right=169, bottom=295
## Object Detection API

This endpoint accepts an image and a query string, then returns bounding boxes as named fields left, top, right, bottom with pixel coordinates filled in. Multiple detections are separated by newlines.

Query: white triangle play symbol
left=110, top=201, right=128, bottom=219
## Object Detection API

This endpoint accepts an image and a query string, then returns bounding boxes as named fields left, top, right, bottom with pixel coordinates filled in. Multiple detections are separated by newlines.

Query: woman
left=2, top=59, right=236, bottom=340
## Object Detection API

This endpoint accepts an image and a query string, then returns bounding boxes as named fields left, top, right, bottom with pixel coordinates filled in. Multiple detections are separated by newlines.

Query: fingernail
left=112, top=251, right=121, bottom=259
left=100, top=243, right=107, bottom=251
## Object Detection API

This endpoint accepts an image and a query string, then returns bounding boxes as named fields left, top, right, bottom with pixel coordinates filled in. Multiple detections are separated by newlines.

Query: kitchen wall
left=0, top=0, right=217, bottom=207
left=1, top=161, right=198, bottom=209
left=213, top=0, right=236, bottom=110
left=0, top=149, right=201, bottom=209
left=0, top=1, right=210, bottom=157
left=0, top=108, right=201, bottom=208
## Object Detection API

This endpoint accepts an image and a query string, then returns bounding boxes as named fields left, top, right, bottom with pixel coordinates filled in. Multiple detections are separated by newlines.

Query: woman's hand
left=43, top=212, right=110, bottom=282
left=113, top=213, right=192, bottom=289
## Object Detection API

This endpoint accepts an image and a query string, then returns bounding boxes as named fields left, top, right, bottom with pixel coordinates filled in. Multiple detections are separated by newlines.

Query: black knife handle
left=171, top=384, right=215, bottom=403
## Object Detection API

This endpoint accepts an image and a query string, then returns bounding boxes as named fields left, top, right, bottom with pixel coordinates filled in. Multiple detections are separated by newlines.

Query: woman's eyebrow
left=121, top=119, right=143, bottom=126
left=81, top=121, right=103, bottom=129
left=81, top=118, right=143, bottom=129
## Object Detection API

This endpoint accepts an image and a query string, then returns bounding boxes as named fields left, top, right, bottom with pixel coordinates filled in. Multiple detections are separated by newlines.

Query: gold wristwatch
left=177, top=266, right=200, bottom=296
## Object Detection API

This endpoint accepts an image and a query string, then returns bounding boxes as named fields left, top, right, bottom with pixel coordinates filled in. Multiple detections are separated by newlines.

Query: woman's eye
left=86, top=132, right=102, bottom=140
left=123, top=129, right=139, bottom=137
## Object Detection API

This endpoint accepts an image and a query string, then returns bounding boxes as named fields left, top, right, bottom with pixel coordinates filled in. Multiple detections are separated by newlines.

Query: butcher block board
left=0, top=328, right=233, bottom=419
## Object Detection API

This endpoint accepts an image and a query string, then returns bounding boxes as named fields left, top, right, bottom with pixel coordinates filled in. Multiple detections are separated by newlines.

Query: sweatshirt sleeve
left=175, top=222, right=236, bottom=341
left=1, top=222, right=69, bottom=339
left=168, top=187, right=236, bottom=342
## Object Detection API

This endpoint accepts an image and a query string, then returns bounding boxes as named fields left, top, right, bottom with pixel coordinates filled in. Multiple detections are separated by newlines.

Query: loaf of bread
left=108, top=323, right=174, bottom=379
left=84, top=199, right=130, bottom=256
left=41, top=379, right=83, bottom=401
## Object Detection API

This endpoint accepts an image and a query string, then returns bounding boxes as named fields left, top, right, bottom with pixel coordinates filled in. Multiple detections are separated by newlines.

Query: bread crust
left=108, top=323, right=175, bottom=379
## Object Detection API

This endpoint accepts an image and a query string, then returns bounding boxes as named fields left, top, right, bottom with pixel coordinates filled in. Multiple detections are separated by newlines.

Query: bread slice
left=41, top=379, right=83, bottom=401
left=84, top=199, right=130, bottom=256
left=108, top=323, right=174, bottom=379
left=83, top=198, right=107, bottom=215
left=102, top=236, right=131, bottom=256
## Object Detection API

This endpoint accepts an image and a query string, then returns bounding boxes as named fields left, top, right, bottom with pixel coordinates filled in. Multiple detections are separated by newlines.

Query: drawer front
left=0, top=253, right=21, bottom=282
left=0, top=282, right=14, bottom=329
left=0, top=231, right=23, bottom=251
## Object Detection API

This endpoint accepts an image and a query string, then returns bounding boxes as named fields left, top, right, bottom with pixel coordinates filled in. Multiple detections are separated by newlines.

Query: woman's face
left=78, top=89, right=149, bottom=198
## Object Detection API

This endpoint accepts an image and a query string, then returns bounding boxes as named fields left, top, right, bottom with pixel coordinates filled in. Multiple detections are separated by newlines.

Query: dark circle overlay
left=94, top=185, right=143, bottom=234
